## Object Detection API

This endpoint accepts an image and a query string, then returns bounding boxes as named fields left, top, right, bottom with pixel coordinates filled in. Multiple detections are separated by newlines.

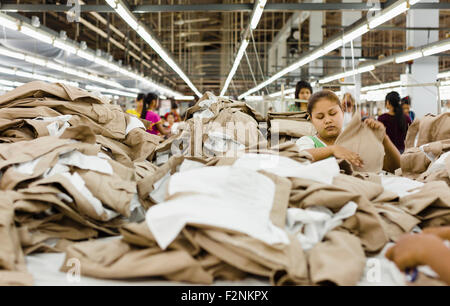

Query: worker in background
left=378, top=91, right=412, bottom=154
left=386, top=226, right=450, bottom=285
left=401, top=96, right=415, bottom=121
left=170, top=99, right=181, bottom=122
left=342, top=92, right=356, bottom=127
left=296, top=90, right=401, bottom=172
left=126, top=93, right=145, bottom=118
left=289, top=80, right=312, bottom=112
left=143, top=93, right=170, bottom=136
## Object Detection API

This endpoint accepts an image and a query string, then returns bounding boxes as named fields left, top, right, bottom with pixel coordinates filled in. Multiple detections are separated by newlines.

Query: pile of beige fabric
left=0, top=81, right=161, bottom=284
left=0, top=82, right=449, bottom=286
left=266, top=111, right=316, bottom=146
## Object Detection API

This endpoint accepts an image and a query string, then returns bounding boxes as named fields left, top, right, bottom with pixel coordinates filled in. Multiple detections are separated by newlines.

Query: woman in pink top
left=143, top=93, right=170, bottom=136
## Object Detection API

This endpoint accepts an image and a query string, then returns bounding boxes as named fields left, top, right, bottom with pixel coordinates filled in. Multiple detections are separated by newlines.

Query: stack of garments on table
left=0, top=81, right=162, bottom=284
left=266, top=111, right=316, bottom=146
left=153, top=92, right=267, bottom=166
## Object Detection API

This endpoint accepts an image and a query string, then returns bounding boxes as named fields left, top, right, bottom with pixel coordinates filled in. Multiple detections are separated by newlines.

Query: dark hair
left=401, top=96, right=411, bottom=106
left=386, top=91, right=407, bottom=134
left=142, top=93, right=158, bottom=119
left=307, top=90, right=342, bottom=115
left=137, top=93, right=145, bottom=102
left=295, top=80, right=313, bottom=100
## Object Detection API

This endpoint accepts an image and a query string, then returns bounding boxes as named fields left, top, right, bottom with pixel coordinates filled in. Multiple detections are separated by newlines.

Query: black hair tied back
left=386, top=91, right=406, bottom=134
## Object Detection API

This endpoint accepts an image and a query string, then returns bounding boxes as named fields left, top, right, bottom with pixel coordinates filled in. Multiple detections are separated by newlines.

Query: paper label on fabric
left=233, top=153, right=338, bottom=185
left=146, top=166, right=289, bottom=250
left=125, top=115, right=145, bottom=135
left=380, top=175, right=424, bottom=198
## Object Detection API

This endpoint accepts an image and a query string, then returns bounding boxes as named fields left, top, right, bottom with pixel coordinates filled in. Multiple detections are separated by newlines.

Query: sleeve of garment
left=377, top=114, right=386, bottom=126
left=295, top=136, right=315, bottom=151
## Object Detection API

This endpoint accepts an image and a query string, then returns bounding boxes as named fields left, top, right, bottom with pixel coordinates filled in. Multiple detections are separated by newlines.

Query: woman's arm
left=386, top=233, right=450, bottom=285
left=156, top=122, right=170, bottom=136
left=382, top=134, right=401, bottom=173
left=306, top=146, right=364, bottom=168
left=364, top=118, right=400, bottom=173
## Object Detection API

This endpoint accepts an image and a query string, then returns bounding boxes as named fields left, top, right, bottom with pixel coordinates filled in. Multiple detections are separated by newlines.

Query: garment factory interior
left=0, top=0, right=449, bottom=288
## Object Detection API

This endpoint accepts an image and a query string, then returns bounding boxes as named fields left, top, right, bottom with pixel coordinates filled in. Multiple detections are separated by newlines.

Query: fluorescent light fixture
left=53, top=39, right=77, bottom=54
left=395, top=50, right=423, bottom=63
left=104, top=0, right=117, bottom=8
left=323, top=39, right=343, bottom=53
left=357, top=65, right=375, bottom=73
left=46, top=62, right=65, bottom=71
left=116, top=3, right=139, bottom=30
left=319, top=65, right=375, bottom=84
left=245, top=95, right=264, bottom=102
left=174, top=96, right=195, bottom=100
left=0, top=47, right=25, bottom=60
left=0, top=79, right=23, bottom=87
left=77, top=49, right=95, bottom=61
left=368, top=1, right=408, bottom=29
left=0, top=13, right=18, bottom=30
left=24, top=55, right=47, bottom=66
left=250, top=0, right=267, bottom=30
left=0, top=85, right=14, bottom=91
left=409, top=0, right=421, bottom=5
left=85, top=85, right=137, bottom=98
left=269, top=88, right=295, bottom=98
left=220, top=39, right=249, bottom=96
left=423, top=40, right=450, bottom=56
left=20, top=24, right=54, bottom=45
left=343, top=24, right=369, bottom=43
left=0, top=67, right=16, bottom=75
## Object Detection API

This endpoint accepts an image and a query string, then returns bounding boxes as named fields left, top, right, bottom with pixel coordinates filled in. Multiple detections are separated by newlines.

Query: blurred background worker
left=289, top=80, right=313, bottom=112
left=143, top=93, right=171, bottom=137
left=126, top=93, right=145, bottom=118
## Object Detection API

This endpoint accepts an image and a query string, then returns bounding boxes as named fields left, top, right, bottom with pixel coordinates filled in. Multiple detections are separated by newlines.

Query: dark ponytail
left=386, top=91, right=406, bottom=134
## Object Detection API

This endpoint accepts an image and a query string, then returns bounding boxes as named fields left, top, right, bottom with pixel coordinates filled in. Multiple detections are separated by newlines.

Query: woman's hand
left=364, top=118, right=385, bottom=131
left=385, top=233, right=444, bottom=271
left=330, top=145, right=364, bottom=168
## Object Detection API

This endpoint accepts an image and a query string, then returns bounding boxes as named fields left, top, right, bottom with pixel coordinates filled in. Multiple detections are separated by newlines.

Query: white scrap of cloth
left=233, top=153, right=339, bottom=185
left=380, top=175, right=424, bottom=198
left=58, top=150, right=113, bottom=175
left=285, top=202, right=358, bottom=250
left=33, top=115, right=72, bottom=137
left=203, top=131, right=245, bottom=155
left=146, top=166, right=290, bottom=250
left=61, top=172, right=119, bottom=221
left=427, top=151, right=450, bottom=174
left=125, top=114, right=145, bottom=135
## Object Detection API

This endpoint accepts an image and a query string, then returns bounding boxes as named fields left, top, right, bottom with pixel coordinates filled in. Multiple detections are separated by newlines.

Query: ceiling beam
left=1, top=3, right=449, bottom=13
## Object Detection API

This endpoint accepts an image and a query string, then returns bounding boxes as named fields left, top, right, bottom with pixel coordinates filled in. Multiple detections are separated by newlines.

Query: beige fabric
left=270, top=119, right=317, bottom=138
left=308, top=231, right=365, bottom=286
left=0, top=192, right=33, bottom=285
left=405, top=113, right=450, bottom=148
left=335, top=112, right=385, bottom=173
